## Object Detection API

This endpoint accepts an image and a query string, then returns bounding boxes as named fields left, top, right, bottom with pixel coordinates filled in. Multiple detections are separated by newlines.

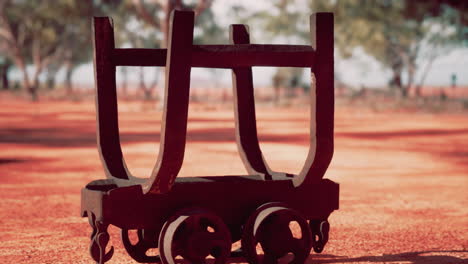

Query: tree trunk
left=139, top=67, right=152, bottom=100
left=0, top=63, right=9, bottom=90
left=45, top=72, right=56, bottom=90
left=65, top=62, right=75, bottom=95
left=62, top=48, right=74, bottom=95
left=28, top=79, right=39, bottom=102
left=120, top=67, right=128, bottom=97
left=405, top=61, right=416, bottom=97
left=28, top=64, right=43, bottom=101
left=401, top=86, right=408, bottom=97
left=390, top=72, right=401, bottom=89
left=148, top=67, right=159, bottom=101
left=389, top=69, right=409, bottom=98
left=415, top=56, right=436, bottom=97
left=45, top=65, right=60, bottom=90
left=16, top=59, right=38, bottom=101
left=273, top=86, right=280, bottom=105
left=143, top=89, right=152, bottom=101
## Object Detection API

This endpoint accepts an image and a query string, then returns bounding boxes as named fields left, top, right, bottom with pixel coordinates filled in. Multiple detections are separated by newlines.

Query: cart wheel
left=121, top=229, right=160, bottom=262
left=159, top=208, right=232, bottom=264
left=242, top=203, right=312, bottom=264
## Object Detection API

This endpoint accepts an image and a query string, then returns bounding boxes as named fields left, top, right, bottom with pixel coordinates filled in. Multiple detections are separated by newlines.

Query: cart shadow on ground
left=221, top=250, right=468, bottom=264
left=0, top=158, right=28, bottom=165
left=303, top=250, right=468, bottom=264
left=162, top=250, right=467, bottom=264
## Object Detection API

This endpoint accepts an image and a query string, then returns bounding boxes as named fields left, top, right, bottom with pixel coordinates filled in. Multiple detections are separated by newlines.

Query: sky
left=9, top=0, right=468, bottom=89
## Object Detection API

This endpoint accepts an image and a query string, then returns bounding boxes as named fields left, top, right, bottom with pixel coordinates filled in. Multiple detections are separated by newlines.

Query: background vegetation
left=0, top=0, right=466, bottom=105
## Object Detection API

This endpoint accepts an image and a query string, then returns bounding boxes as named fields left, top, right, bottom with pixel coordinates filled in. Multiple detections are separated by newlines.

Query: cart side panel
left=100, top=177, right=338, bottom=242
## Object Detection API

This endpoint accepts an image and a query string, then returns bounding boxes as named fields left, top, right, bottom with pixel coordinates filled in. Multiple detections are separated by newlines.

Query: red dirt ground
left=0, top=100, right=467, bottom=264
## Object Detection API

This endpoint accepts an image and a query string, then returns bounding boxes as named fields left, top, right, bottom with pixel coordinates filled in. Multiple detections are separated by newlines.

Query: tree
left=407, top=0, right=468, bottom=95
left=131, top=0, right=214, bottom=48
left=0, top=0, right=98, bottom=99
left=308, top=0, right=466, bottom=97
left=124, top=26, right=161, bottom=100
left=107, top=1, right=163, bottom=100
left=248, top=0, right=466, bottom=98
left=272, top=69, right=286, bottom=104
left=0, top=0, right=68, bottom=100
left=130, top=0, right=217, bottom=102
left=48, top=0, right=94, bottom=93
left=193, top=7, right=227, bottom=101
left=0, top=54, right=11, bottom=90
left=249, top=0, right=308, bottom=104
left=61, top=15, right=93, bottom=94
left=94, top=1, right=218, bottom=100
left=0, top=38, right=10, bottom=89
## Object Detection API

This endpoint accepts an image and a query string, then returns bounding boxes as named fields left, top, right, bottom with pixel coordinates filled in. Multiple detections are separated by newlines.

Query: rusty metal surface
left=143, top=10, right=194, bottom=194
left=241, top=202, right=313, bottom=264
left=159, top=207, right=232, bottom=264
left=230, top=24, right=273, bottom=179
left=112, top=44, right=316, bottom=68
left=294, top=13, right=334, bottom=188
left=83, top=10, right=338, bottom=264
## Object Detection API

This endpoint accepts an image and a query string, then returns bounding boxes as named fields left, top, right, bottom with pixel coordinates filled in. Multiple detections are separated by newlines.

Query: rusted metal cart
left=81, top=10, right=338, bottom=264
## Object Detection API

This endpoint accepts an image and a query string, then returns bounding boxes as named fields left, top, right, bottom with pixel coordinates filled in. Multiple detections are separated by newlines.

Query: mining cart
left=81, top=10, right=338, bottom=264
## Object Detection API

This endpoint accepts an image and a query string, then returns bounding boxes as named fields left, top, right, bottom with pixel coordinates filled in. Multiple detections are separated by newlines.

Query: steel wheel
left=121, top=229, right=160, bottom=262
left=159, top=208, right=232, bottom=264
left=242, top=203, right=312, bottom=264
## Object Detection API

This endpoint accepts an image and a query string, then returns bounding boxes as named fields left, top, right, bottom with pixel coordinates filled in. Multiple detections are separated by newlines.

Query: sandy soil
left=0, top=100, right=467, bottom=264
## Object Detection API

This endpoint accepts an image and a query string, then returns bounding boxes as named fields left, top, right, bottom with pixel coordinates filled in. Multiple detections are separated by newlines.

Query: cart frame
left=82, top=10, right=338, bottom=264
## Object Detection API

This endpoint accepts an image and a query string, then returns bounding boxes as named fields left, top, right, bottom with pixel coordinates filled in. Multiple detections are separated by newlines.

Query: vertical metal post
left=294, top=13, right=334, bottom=187
left=144, top=10, right=195, bottom=194
left=230, top=24, right=272, bottom=179
left=94, top=17, right=130, bottom=180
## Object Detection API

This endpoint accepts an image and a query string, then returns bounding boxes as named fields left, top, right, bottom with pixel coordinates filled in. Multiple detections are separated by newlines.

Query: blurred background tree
left=248, top=0, right=467, bottom=98
left=0, top=55, right=11, bottom=90
left=0, top=0, right=466, bottom=101
left=251, top=0, right=308, bottom=105
left=307, top=0, right=466, bottom=97
left=96, top=0, right=220, bottom=101
left=130, top=0, right=215, bottom=47
left=0, top=0, right=94, bottom=100
left=2, top=0, right=70, bottom=100
left=0, top=0, right=218, bottom=101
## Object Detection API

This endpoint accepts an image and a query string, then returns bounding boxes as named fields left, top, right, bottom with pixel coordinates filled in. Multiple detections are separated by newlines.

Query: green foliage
left=97, top=1, right=224, bottom=47
left=0, top=0, right=105, bottom=98
left=108, top=3, right=162, bottom=48
left=406, top=0, right=468, bottom=45
left=249, top=1, right=308, bottom=44
left=193, top=8, right=225, bottom=44
left=2, top=0, right=93, bottom=68
left=246, top=1, right=312, bottom=92
left=245, top=0, right=467, bottom=96
left=5, top=1, right=54, bottom=60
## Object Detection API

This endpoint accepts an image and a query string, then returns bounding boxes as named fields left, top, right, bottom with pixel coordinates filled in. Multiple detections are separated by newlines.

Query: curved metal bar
left=93, top=17, right=130, bottom=180
left=142, top=10, right=194, bottom=194
left=92, top=12, right=333, bottom=191
left=229, top=24, right=273, bottom=179
left=293, top=13, right=334, bottom=187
